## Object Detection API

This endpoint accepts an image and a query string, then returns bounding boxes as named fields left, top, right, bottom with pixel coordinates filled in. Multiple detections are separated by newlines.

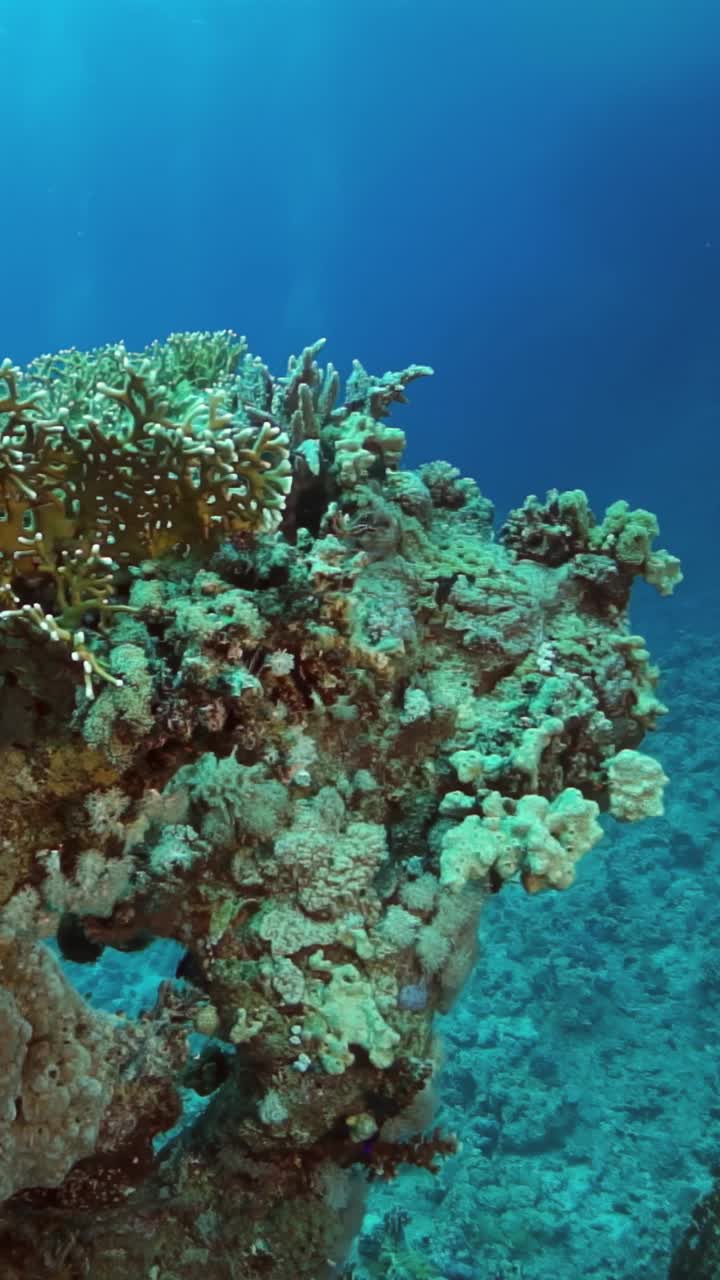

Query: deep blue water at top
left=1, top=0, right=718, bottom=605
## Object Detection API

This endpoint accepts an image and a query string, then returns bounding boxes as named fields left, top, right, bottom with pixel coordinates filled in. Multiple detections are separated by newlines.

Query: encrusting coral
left=0, top=330, right=680, bottom=1278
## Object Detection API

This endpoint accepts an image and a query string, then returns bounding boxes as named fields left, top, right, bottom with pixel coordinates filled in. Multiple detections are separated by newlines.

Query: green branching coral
left=0, top=335, right=293, bottom=692
left=1, top=341, right=293, bottom=566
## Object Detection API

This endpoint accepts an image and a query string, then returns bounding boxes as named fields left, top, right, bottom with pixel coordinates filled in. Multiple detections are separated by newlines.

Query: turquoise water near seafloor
left=2, top=0, right=719, bottom=1275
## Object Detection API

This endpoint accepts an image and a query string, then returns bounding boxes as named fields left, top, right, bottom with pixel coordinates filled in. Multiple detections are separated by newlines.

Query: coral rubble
left=0, top=331, right=680, bottom=1278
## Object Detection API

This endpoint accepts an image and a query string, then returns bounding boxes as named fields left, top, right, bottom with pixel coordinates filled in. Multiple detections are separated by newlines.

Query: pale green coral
left=80, top=642, right=154, bottom=762
left=440, top=788, right=604, bottom=894
left=273, top=787, right=388, bottom=915
left=607, top=747, right=669, bottom=821
left=304, top=961, right=401, bottom=1073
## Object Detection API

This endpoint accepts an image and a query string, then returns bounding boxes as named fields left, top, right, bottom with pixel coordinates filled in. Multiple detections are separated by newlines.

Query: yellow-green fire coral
left=0, top=334, right=293, bottom=692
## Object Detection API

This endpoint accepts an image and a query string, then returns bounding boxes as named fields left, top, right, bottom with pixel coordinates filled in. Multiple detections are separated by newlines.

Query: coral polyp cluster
left=0, top=331, right=679, bottom=1278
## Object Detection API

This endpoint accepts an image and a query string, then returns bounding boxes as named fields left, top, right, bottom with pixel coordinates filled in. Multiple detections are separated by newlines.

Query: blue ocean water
left=1, top=1, right=718, bottom=1276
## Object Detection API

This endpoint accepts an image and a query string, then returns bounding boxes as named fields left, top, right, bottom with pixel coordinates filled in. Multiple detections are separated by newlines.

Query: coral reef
left=0, top=331, right=680, bottom=1278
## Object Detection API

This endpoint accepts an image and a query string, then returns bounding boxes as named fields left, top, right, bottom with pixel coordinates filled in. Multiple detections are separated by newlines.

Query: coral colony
left=0, top=332, right=680, bottom=1277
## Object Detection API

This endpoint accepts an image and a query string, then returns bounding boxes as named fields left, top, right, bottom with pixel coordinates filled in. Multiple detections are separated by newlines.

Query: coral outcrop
left=0, top=331, right=679, bottom=1278
left=670, top=1181, right=720, bottom=1278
